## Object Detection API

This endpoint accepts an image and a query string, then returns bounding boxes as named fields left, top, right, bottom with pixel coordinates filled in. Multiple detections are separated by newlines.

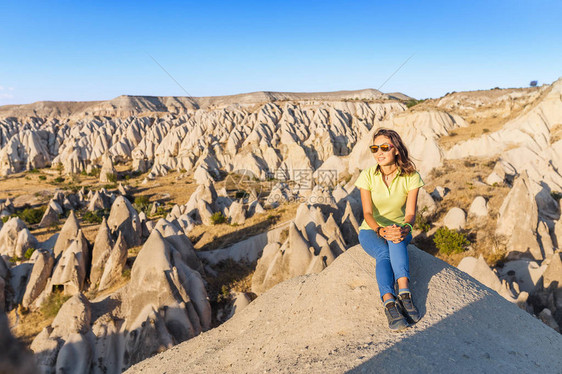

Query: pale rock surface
left=251, top=217, right=341, bottom=295
left=541, top=251, right=562, bottom=289
left=39, top=199, right=63, bottom=227
left=53, top=210, right=81, bottom=258
left=228, top=200, right=246, bottom=225
left=98, top=232, right=128, bottom=291
left=496, top=173, right=542, bottom=260
left=416, top=187, right=437, bottom=217
left=468, top=196, right=488, bottom=219
left=224, top=292, right=252, bottom=321
left=153, top=219, right=203, bottom=274
left=22, top=249, right=55, bottom=308
left=51, top=229, right=90, bottom=295
left=32, top=293, right=92, bottom=372
left=121, top=229, right=210, bottom=368
left=497, top=259, right=547, bottom=294
left=91, top=315, right=125, bottom=374
left=430, top=186, right=448, bottom=201
left=99, top=153, right=117, bottom=183
left=90, top=217, right=115, bottom=287
left=126, top=245, right=562, bottom=374
left=88, top=190, right=112, bottom=211
left=0, top=217, right=29, bottom=257
left=107, top=195, right=142, bottom=248
left=442, top=207, right=466, bottom=230
left=457, top=255, right=517, bottom=301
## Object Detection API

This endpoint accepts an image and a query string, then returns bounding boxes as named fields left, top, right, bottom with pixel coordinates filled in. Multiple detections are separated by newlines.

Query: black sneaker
left=384, top=300, right=409, bottom=331
left=398, top=292, right=421, bottom=323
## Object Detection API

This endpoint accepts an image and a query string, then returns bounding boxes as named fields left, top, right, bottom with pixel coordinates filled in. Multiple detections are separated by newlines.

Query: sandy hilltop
left=0, top=88, right=407, bottom=119
left=1, top=81, right=562, bottom=373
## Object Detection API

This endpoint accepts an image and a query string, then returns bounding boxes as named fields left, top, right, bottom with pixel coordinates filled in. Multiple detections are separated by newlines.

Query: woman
left=354, top=128, right=424, bottom=331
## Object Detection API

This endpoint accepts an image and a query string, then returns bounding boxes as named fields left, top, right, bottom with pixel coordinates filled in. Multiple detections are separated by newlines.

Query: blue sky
left=1, top=0, right=561, bottom=105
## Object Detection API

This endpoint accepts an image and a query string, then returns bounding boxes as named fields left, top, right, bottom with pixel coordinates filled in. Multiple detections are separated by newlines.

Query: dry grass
left=410, top=86, right=547, bottom=150
left=415, top=157, right=511, bottom=267
left=8, top=307, right=55, bottom=346
left=191, top=202, right=300, bottom=251
left=550, top=123, right=562, bottom=144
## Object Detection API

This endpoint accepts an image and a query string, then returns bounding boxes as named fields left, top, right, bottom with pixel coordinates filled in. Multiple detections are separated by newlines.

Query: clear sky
left=1, top=0, right=561, bottom=105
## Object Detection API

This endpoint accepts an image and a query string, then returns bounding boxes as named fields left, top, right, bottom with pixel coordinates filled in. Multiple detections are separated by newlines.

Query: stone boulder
left=22, top=249, right=55, bottom=308
left=496, top=173, right=542, bottom=260
left=0, top=217, right=34, bottom=258
left=122, top=229, right=211, bottom=368
left=88, top=190, right=112, bottom=212
left=39, top=199, right=63, bottom=228
left=107, top=196, right=142, bottom=248
left=417, top=187, right=437, bottom=217
left=89, top=218, right=115, bottom=288
left=443, top=207, right=466, bottom=230
left=468, top=196, right=488, bottom=219
left=31, top=293, right=94, bottom=373
left=252, top=221, right=338, bottom=295
left=228, top=200, right=246, bottom=225
left=51, top=230, right=90, bottom=295
left=53, top=210, right=81, bottom=259
left=99, top=154, right=117, bottom=183
left=98, top=232, right=128, bottom=291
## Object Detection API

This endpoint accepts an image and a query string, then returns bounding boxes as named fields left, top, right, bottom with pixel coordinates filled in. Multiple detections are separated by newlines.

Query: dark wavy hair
left=372, top=128, right=417, bottom=175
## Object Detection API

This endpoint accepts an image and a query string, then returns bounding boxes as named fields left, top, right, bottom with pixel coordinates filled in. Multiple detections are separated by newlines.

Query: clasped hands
left=379, top=224, right=410, bottom=243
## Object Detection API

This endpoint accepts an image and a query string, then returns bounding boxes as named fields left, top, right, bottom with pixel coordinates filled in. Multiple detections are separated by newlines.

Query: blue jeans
left=358, top=229, right=412, bottom=302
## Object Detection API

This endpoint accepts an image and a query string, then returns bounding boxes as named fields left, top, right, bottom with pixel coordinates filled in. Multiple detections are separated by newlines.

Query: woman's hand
left=381, top=224, right=411, bottom=243
left=380, top=225, right=402, bottom=243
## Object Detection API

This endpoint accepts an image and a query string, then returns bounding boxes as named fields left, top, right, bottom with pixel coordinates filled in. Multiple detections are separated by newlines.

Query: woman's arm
left=400, top=187, right=420, bottom=239
left=360, top=188, right=380, bottom=232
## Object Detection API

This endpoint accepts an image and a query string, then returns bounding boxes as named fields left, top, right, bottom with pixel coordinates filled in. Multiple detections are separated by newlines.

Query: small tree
left=433, top=227, right=470, bottom=255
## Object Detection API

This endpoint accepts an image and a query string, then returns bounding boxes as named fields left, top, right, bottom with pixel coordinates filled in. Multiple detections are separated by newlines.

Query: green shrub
left=210, top=212, right=226, bottom=225
left=16, top=206, right=46, bottom=225
left=1, top=216, right=10, bottom=223
left=235, top=190, right=248, bottom=199
left=24, top=248, right=36, bottom=260
left=40, top=290, right=70, bottom=318
left=415, top=209, right=431, bottom=232
left=133, top=195, right=151, bottom=213
left=550, top=191, right=562, bottom=201
left=28, top=168, right=40, bottom=174
left=433, top=227, right=470, bottom=255
left=405, top=99, right=425, bottom=108
left=88, top=167, right=101, bottom=177
left=155, top=205, right=168, bottom=216
left=82, top=209, right=109, bottom=224
left=106, top=172, right=117, bottom=183
left=122, top=268, right=131, bottom=279
left=39, top=175, right=47, bottom=180
left=54, top=176, right=65, bottom=183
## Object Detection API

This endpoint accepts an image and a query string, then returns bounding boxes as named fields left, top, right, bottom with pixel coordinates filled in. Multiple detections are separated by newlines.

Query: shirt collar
left=375, top=164, right=402, bottom=176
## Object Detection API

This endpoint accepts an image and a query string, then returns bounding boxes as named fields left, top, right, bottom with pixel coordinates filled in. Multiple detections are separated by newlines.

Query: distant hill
left=0, top=88, right=404, bottom=119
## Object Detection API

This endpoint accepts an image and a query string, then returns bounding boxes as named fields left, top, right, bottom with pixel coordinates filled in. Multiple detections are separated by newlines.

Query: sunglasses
left=369, top=143, right=394, bottom=153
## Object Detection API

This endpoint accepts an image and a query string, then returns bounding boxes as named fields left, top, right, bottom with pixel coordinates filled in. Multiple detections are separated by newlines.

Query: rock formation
left=125, top=245, right=562, bottom=373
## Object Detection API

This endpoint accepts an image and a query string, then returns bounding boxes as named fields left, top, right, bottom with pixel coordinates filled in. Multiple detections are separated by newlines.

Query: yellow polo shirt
left=354, top=165, right=425, bottom=230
